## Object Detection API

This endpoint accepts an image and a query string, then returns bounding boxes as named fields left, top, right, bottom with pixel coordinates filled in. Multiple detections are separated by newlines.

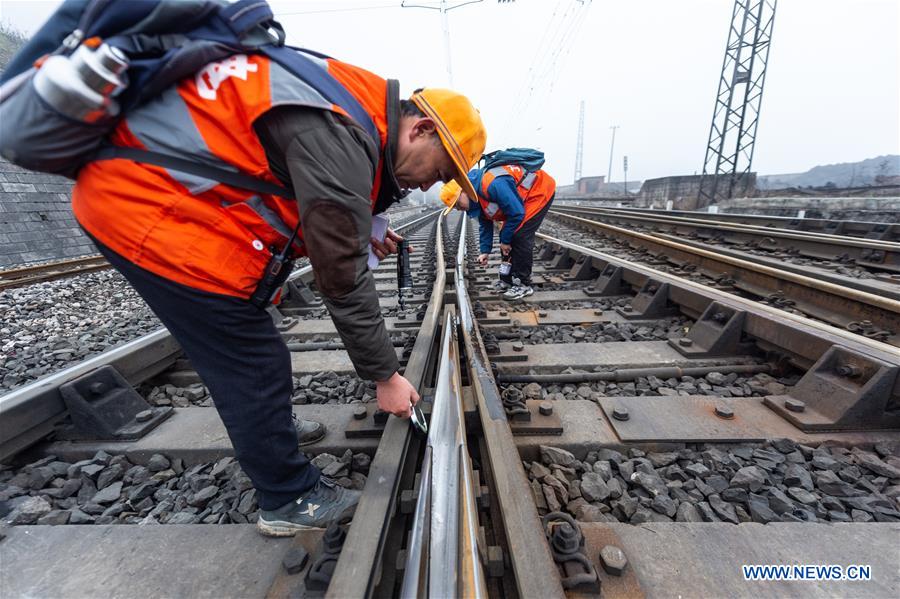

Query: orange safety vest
left=72, top=52, right=389, bottom=299
left=476, top=165, right=556, bottom=231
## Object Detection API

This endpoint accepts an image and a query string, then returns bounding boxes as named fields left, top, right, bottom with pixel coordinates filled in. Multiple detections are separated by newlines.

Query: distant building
left=574, top=175, right=605, bottom=194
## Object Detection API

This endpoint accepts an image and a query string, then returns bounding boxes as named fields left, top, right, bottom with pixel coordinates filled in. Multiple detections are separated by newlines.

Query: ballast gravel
left=0, top=450, right=370, bottom=526
left=526, top=441, right=900, bottom=525
left=501, top=371, right=795, bottom=401
left=1, top=270, right=159, bottom=393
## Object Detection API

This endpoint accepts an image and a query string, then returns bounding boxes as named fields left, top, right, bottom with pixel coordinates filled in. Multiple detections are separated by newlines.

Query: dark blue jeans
left=503, top=194, right=554, bottom=286
left=92, top=237, right=319, bottom=510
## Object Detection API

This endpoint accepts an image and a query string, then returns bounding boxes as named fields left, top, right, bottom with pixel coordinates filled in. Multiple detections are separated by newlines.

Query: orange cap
left=440, top=180, right=462, bottom=214
left=411, top=88, right=486, bottom=203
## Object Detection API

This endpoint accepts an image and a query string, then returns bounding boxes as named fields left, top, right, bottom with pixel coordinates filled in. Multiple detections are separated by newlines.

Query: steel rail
left=0, top=210, right=439, bottom=464
left=400, top=306, right=487, bottom=598
left=327, top=211, right=446, bottom=598
left=0, top=255, right=111, bottom=290
left=454, top=216, right=567, bottom=599
left=557, top=206, right=899, bottom=247
left=551, top=208, right=900, bottom=301
left=553, top=206, right=900, bottom=272
left=549, top=211, right=900, bottom=347
left=572, top=205, right=900, bottom=241
left=537, top=232, right=900, bottom=368
left=399, top=446, right=432, bottom=599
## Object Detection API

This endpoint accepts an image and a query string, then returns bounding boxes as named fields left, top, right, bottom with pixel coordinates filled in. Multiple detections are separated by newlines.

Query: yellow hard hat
left=411, top=88, right=486, bottom=204
left=440, top=180, right=462, bottom=212
left=441, top=181, right=462, bottom=208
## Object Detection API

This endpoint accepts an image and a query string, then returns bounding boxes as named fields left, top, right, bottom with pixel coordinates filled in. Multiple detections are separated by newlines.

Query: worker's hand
left=477, top=253, right=490, bottom=266
left=370, top=228, right=412, bottom=261
left=376, top=372, right=421, bottom=418
left=499, top=243, right=512, bottom=256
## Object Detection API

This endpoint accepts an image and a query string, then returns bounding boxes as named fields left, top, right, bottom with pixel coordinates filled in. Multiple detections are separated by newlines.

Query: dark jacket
left=252, top=100, right=404, bottom=381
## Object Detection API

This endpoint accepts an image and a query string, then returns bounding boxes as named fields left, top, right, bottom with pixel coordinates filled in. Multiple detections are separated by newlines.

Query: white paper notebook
left=367, top=213, right=390, bottom=270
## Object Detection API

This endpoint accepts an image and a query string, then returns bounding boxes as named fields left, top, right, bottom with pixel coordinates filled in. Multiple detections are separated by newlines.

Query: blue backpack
left=480, top=148, right=545, bottom=173
left=0, top=0, right=377, bottom=197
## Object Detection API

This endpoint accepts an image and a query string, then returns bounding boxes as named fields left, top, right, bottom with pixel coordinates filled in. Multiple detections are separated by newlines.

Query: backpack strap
left=93, top=145, right=295, bottom=199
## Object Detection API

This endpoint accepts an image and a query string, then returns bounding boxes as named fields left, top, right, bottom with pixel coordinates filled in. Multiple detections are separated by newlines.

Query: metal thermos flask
left=499, top=253, right=512, bottom=276
left=33, top=43, right=129, bottom=123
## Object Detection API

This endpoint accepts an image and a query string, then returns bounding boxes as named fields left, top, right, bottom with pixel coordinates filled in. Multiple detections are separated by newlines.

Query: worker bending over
left=442, top=156, right=555, bottom=300
left=71, top=50, right=486, bottom=535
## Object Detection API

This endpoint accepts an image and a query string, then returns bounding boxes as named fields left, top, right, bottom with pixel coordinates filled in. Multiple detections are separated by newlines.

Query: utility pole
left=606, top=125, right=619, bottom=186
left=623, top=155, right=628, bottom=196
left=574, top=100, right=585, bottom=184
left=403, top=1, right=514, bottom=87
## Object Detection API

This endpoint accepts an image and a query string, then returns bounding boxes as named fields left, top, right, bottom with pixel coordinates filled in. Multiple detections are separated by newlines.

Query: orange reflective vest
left=73, top=52, right=389, bottom=298
left=476, top=165, right=556, bottom=230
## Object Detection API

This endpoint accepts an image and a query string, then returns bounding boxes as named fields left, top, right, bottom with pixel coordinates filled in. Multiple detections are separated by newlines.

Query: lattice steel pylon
left=699, top=0, right=777, bottom=205
left=574, top=100, right=585, bottom=183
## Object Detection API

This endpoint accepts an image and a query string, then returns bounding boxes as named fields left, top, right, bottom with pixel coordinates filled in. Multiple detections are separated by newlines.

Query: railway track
left=546, top=209, right=900, bottom=346
left=0, top=256, right=110, bottom=290
left=552, top=206, right=900, bottom=275
left=2, top=210, right=900, bottom=598
left=564, top=205, right=900, bottom=241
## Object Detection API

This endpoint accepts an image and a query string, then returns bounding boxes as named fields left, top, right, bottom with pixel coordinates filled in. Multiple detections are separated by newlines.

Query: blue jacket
left=465, top=170, right=525, bottom=255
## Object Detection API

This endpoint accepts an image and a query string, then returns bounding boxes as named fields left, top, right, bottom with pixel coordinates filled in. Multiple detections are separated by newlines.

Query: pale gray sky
left=1, top=0, right=898, bottom=185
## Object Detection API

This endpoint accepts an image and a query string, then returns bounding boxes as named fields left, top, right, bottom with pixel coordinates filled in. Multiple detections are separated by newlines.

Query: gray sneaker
left=293, top=414, right=326, bottom=446
left=492, top=279, right=511, bottom=292
left=503, top=285, right=534, bottom=301
left=257, top=477, right=361, bottom=537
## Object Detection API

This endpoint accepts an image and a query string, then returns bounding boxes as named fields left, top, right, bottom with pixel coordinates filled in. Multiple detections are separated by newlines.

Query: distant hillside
left=0, top=22, right=28, bottom=75
left=758, top=155, right=900, bottom=189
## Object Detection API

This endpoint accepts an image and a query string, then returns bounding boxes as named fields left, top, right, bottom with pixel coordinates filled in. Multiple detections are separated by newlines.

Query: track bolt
left=322, top=523, right=347, bottom=553
left=586, top=286, right=596, bottom=292
left=353, top=405, right=367, bottom=420
left=600, top=545, right=628, bottom=576
left=539, top=402, right=554, bottom=416
left=135, top=410, right=152, bottom=422
left=784, top=398, right=806, bottom=413
left=612, top=405, right=630, bottom=421
left=89, top=382, right=106, bottom=396
left=499, top=310, right=508, bottom=317
left=646, top=285, right=658, bottom=293
left=512, top=341, right=524, bottom=352
left=538, top=311, right=548, bottom=318
left=282, top=546, right=309, bottom=575
left=835, top=363, right=862, bottom=378
left=549, top=522, right=581, bottom=554
left=593, top=309, right=604, bottom=316
left=678, top=337, right=694, bottom=347
left=714, top=403, right=734, bottom=419
left=713, top=312, right=728, bottom=322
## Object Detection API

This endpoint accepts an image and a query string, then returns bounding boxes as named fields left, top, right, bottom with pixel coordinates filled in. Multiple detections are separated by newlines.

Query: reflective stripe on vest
left=483, top=202, right=501, bottom=218
left=520, top=171, right=537, bottom=190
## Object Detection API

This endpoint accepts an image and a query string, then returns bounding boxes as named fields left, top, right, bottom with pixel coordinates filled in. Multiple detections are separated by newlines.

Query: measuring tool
left=396, top=238, right=413, bottom=310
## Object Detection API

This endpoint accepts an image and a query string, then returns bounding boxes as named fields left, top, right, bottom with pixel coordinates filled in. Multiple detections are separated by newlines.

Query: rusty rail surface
left=0, top=255, right=111, bottom=290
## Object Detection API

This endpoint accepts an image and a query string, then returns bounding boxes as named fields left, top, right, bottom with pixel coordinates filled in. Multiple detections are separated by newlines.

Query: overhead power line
left=277, top=3, right=402, bottom=16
